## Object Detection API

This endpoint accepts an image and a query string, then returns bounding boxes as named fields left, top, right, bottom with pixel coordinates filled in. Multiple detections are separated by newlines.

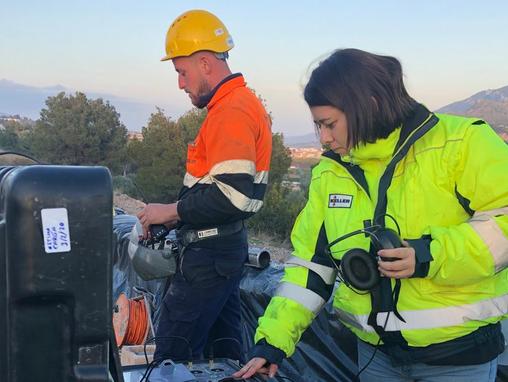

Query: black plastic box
left=0, top=165, right=113, bottom=381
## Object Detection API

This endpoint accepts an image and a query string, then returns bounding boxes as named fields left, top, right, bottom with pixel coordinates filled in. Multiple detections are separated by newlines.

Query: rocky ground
left=113, top=192, right=146, bottom=216
left=113, top=192, right=292, bottom=263
left=247, top=232, right=292, bottom=263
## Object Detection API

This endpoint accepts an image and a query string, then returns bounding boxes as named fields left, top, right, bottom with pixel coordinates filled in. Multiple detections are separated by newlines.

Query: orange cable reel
left=113, top=293, right=151, bottom=347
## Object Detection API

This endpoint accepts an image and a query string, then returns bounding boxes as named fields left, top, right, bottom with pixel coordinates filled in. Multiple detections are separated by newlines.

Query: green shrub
left=248, top=185, right=307, bottom=241
left=112, top=175, right=142, bottom=199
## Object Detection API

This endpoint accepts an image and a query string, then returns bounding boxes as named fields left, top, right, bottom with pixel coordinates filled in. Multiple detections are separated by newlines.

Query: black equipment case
left=0, top=165, right=116, bottom=381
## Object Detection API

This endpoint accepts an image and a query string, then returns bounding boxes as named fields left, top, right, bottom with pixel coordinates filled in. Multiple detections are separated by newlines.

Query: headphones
left=325, top=218, right=403, bottom=291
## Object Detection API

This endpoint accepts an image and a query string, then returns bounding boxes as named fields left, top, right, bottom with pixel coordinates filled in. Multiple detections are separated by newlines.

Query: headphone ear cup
left=341, top=248, right=380, bottom=291
left=374, top=228, right=403, bottom=250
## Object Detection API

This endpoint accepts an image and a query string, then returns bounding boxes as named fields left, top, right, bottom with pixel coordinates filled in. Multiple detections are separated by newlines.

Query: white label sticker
left=197, top=228, right=219, bottom=239
left=41, top=208, right=71, bottom=253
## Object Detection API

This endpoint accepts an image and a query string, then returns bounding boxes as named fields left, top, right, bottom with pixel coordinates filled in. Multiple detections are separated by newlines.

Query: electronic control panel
left=122, top=358, right=268, bottom=382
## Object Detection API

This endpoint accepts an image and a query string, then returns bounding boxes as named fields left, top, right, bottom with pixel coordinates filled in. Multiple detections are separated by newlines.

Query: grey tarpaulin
left=112, top=214, right=166, bottom=328
left=112, top=215, right=508, bottom=381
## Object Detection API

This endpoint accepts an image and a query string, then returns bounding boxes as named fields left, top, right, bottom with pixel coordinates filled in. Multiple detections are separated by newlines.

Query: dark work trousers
left=154, top=241, right=247, bottom=363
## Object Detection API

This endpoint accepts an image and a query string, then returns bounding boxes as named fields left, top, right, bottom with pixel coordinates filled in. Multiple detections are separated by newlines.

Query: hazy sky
left=1, top=1, right=507, bottom=135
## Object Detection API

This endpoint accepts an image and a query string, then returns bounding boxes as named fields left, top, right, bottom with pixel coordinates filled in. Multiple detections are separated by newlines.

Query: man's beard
left=190, top=79, right=212, bottom=108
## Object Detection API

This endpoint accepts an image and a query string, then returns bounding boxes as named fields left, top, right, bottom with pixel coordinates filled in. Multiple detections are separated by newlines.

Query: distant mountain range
left=0, top=79, right=174, bottom=131
left=437, top=85, right=508, bottom=132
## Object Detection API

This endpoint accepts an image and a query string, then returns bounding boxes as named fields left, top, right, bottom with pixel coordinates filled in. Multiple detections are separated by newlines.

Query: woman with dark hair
left=235, top=48, right=508, bottom=381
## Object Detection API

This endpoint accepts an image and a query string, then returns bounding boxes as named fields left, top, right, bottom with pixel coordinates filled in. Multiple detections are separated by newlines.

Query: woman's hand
left=377, top=241, right=416, bottom=279
left=232, top=357, right=278, bottom=379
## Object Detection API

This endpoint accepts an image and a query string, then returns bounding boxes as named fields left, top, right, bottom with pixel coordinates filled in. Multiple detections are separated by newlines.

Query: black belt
left=176, top=220, right=244, bottom=247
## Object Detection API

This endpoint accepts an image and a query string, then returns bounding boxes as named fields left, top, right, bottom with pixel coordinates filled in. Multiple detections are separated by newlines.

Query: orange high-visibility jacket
left=177, top=74, right=272, bottom=227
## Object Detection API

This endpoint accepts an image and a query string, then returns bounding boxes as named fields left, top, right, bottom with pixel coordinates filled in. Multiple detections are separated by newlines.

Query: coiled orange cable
left=113, top=293, right=150, bottom=347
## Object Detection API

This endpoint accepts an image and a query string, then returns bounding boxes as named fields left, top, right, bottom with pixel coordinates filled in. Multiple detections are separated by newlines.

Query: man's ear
left=198, top=54, right=212, bottom=75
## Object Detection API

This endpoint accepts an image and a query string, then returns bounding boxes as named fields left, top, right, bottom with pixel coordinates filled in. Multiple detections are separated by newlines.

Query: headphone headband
left=326, top=225, right=382, bottom=254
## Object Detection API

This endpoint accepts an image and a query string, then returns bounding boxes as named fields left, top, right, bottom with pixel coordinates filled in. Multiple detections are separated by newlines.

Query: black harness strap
left=324, top=105, right=439, bottom=344
left=368, top=105, right=439, bottom=345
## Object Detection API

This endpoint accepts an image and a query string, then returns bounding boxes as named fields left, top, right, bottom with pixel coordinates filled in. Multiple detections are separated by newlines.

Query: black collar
left=195, top=73, right=243, bottom=109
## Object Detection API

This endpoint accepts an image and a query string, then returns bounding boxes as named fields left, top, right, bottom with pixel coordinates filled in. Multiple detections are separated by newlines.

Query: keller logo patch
left=328, top=194, right=353, bottom=208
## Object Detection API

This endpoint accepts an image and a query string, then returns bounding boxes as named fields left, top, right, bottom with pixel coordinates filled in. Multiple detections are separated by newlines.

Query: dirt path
left=113, top=192, right=145, bottom=215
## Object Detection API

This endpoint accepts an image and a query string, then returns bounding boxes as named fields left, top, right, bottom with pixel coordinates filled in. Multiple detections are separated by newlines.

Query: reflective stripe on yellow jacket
left=255, top=105, right=508, bottom=357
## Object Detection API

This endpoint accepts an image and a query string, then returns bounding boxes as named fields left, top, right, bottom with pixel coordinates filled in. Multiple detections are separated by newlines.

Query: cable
left=122, top=297, right=149, bottom=346
left=326, top=249, right=370, bottom=296
left=142, top=335, right=295, bottom=381
left=354, top=329, right=383, bottom=380
left=142, top=336, right=162, bottom=367
left=326, top=225, right=382, bottom=250
left=133, top=286, right=156, bottom=306
left=209, top=337, right=242, bottom=360
left=211, top=337, right=294, bottom=381
left=139, top=359, right=159, bottom=382
left=140, top=335, right=193, bottom=381
left=354, top=288, right=397, bottom=380
left=113, top=294, right=153, bottom=348
left=373, top=213, right=401, bottom=235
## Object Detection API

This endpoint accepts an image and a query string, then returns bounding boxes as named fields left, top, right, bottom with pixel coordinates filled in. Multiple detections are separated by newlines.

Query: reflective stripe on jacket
left=255, top=104, right=508, bottom=357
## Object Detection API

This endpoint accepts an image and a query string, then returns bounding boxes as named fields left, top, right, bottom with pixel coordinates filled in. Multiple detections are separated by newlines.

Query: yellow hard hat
left=161, top=9, right=234, bottom=61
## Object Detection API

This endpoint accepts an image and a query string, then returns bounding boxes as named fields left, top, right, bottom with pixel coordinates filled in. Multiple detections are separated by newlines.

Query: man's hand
left=137, top=202, right=180, bottom=239
left=232, top=357, right=278, bottom=379
left=377, top=241, right=416, bottom=279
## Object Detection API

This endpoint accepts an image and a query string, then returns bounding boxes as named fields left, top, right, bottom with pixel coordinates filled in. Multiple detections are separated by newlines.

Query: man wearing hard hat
left=137, top=9, right=272, bottom=363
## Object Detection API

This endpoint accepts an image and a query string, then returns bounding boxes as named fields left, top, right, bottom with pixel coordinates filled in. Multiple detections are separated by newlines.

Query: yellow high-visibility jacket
left=255, top=104, right=508, bottom=359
